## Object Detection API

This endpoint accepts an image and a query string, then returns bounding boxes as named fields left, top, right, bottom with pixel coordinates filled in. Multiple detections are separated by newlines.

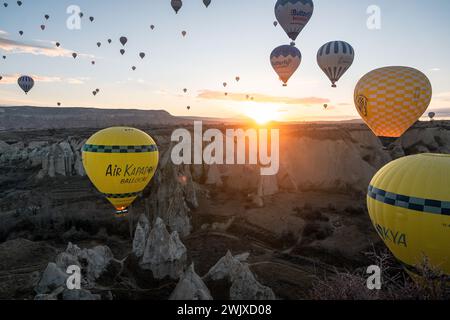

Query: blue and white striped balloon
left=275, top=0, right=314, bottom=42
left=18, top=75, right=34, bottom=94
left=270, top=44, right=302, bottom=86
left=317, top=41, right=354, bottom=88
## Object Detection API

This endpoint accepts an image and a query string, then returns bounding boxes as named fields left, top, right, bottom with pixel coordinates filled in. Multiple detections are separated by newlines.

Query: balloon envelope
left=82, top=127, right=159, bottom=214
left=317, top=41, right=354, bottom=87
left=119, top=37, right=128, bottom=46
left=354, top=66, right=432, bottom=138
left=171, top=0, right=182, bottom=14
left=270, top=44, right=302, bottom=86
left=274, top=0, right=314, bottom=42
left=18, top=75, right=34, bottom=94
left=203, top=0, right=211, bottom=8
left=429, top=112, right=436, bottom=119
left=367, top=154, right=450, bottom=277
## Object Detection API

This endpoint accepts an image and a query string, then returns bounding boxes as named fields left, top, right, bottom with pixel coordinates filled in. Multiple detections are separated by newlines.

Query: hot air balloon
left=40, top=25, right=45, bottom=31
left=187, top=106, right=191, bottom=110
left=120, top=49, right=125, bottom=55
left=19, top=30, right=23, bottom=36
left=225, top=92, right=228, bottom=96
left=323, top=104, right=328, bottom=110
left=139, top=52, right=145, bottom=59
left=108, top=39, right=112, bottom=44
left=89, top=16, right=94, bottom=22
left=55, top=42, right=60, bottom=47
left=3, top=3, right=7, bottom=7
left=354, top=66, right=432, bottom=146
left=79, top=12, right=84, bottom=18
left=428, top=112, right=436, bottom=121
left=182, top=31, right=187, bottom=37
left=367, top=154, right=450, bottom=278
left=223, top=82, right=227, bottom=88
left=274, top=0, right=314, bottom=43
left=82, top=127, right=159, bottom=216
left=270, top=44, right=302, bottom=86
left=273, top=21, right=278, bottom=27
left=91, top=61, right=95, bottom=65
left=183, top=88, right=187, bottom=93
left=203, top=0, right=211, bottom=8
left=92, top=91, right=97, bottom=96
left=235, top=76, right=240, bottom=82
left=2, top=56, right=6, bottom=59
left=171, top=0, right=182, bottom=14
left=97, top=42, right=101, bottom=48
left=120, top=36, right=128, bottom=46
left=96, top=88, right=100, bottom=93
left=0, top=76, right=3, bottom=81
left=17, top=1, right=22, bottom=6
left=150, top=25, right=155, bottom=30
left=18, top=75, right=34, bottom=94
left=317, top=41, right=354, bottom=88
left=44, top=14, right=49, bottom=20
left=57, top=102, right=61, bottom=106
left=72, top=52, right=77, bottom=59
left=132, top=66, right=136, bottom=71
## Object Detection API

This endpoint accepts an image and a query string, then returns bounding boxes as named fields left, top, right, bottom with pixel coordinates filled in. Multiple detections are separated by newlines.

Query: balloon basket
left=114, top=208, right=129, bottom=218
left=378, top=136, right=397, bottom=149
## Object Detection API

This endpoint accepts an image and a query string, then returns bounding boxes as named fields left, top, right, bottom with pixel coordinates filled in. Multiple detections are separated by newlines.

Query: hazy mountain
left=0, top=106, right=189, bottom=131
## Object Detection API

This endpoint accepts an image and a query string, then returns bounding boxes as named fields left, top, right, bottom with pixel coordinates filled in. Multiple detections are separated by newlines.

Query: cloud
left=0, top=73, right=89, bottom=85
left=429, top=68, right=441, bottom=72
left=0, top=30, right=8, bottom=36
left=434, top=92, right=450, bottom=102
left=197, top=90, right=329, bottom=105
left=0, top=36, right=94, bottom=59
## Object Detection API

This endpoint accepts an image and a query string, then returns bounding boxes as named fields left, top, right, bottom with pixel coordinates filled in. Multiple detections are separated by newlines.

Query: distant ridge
left=0, top=106, right=191, bottom=131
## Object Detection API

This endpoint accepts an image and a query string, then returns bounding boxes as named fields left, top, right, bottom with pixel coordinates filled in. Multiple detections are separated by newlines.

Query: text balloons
left=317, top=41, right=354, bottom=88
left=275, top=0, right=314, bottom=42
left=270, top=44, right=302, bottom=86
left=82, top=127, right=159, bottom=215
left=367, top=154, right=450, bottom=277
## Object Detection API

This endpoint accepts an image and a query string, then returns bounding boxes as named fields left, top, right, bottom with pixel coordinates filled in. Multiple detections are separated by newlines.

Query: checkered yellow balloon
left=354, top=67, right=432, bottom=138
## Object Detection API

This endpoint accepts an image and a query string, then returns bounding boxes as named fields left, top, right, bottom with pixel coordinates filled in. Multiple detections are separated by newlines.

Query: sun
left=244, top=103, right=280, bottom=124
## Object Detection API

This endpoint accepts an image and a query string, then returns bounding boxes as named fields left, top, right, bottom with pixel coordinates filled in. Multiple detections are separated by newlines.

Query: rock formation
left=169, top=264, right=212, bottom=300
left=34, top=242, right=120, bottom=300
left=135, top=217, right=187, bottom=280
left=205, top=251, right=276, bottom=300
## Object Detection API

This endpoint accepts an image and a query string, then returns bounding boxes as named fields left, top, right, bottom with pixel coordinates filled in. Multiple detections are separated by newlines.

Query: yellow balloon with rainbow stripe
left=354, top=66, right=432, bottom=142
left=82, top=127, right=159, bottom=216
left=367, top=154, right=450, bottom=277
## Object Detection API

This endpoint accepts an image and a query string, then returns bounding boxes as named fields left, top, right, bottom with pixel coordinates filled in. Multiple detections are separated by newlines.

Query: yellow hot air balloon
left=354, top=66, right=432, bottom=143
left=367, top=154, right=450, bottom=277
left=82, top=127, right=159, bottom=216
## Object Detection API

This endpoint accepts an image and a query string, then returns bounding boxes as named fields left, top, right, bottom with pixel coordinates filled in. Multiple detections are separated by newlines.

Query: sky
left=0, top=0, right=450, bottom=122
